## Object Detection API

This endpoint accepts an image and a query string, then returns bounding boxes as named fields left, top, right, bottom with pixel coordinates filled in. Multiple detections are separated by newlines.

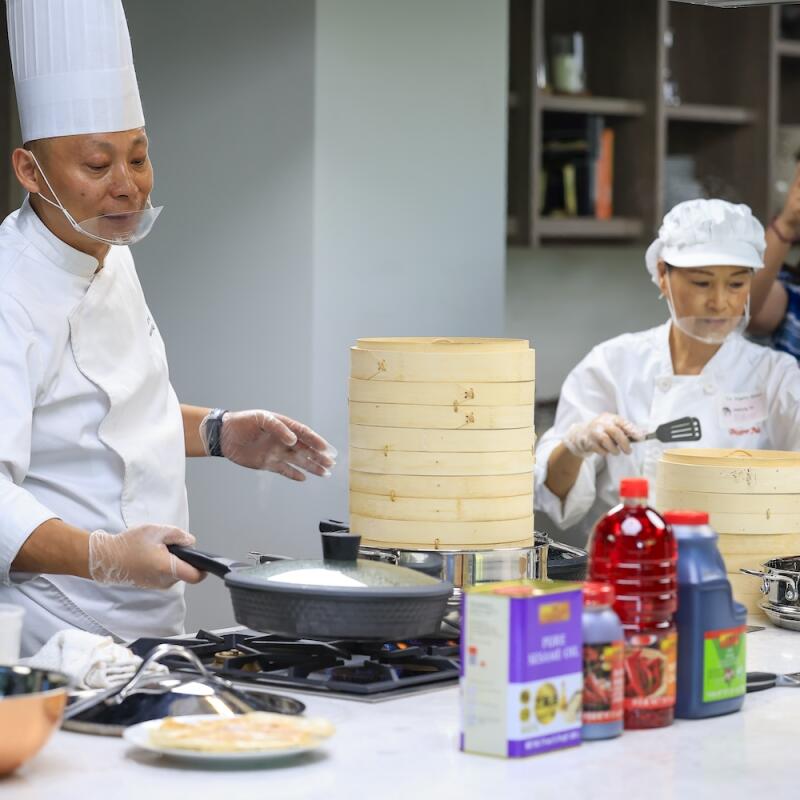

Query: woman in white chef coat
left=0, top=0, right=335, bottom=655
left=535, top=198, right=800, bottom=531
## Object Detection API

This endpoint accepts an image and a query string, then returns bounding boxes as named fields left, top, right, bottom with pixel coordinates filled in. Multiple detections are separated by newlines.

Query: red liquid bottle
left=587, top=477, right=677, bottom=729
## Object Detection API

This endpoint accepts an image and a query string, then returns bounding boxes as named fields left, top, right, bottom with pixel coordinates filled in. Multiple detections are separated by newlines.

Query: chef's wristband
left=205, top=408, right=228, bottom=457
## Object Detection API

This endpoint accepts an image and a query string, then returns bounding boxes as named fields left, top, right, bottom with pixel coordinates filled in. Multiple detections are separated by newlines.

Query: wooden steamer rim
left=350, top=447, right=535, bottom=476
left=349, top=491, right=533, bottom=523
left=355, top=337, right=530, bottom=353
left=661, top=448, right=800, bottom=468
left=657, top=448, right=800, bottom=495
left=349, top=425, right=535, bottom=453
left=350, top=348, right=535, bottom=383
left=348, top=471, right=533, bottom=499
left=655, top=487, right=800, bottom=515
left=350, top=513, right=534, bottom=547
left=348, top=378, right=535, bottom=407
left=349, top=402, right=533, bottom=430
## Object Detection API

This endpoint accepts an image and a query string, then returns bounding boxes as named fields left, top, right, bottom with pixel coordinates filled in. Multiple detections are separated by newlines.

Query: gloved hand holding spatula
left=564, top=414, right=701, bottom=458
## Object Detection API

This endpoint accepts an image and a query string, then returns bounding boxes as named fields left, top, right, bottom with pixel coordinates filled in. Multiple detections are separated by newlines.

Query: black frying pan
left=168, top=531, right=452, bottom=641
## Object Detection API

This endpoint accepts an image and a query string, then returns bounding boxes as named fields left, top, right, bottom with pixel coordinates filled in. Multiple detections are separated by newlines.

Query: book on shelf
left=539, top=113, right=614, bottom=220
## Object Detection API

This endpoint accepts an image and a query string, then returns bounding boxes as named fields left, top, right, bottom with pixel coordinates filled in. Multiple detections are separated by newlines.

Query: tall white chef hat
left=6, top=0, right=144, bottom=143
left=645, top=198, right=765, bottom=286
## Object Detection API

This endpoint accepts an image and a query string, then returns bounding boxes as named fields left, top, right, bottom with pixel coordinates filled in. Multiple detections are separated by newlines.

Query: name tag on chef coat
left=719, top=391, right=767, bottom=435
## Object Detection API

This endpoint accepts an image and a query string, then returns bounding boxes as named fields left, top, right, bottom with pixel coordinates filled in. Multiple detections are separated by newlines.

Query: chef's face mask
left=664, top=265, right=752, bottom=345
left=27, top=150, right=162, bottom=246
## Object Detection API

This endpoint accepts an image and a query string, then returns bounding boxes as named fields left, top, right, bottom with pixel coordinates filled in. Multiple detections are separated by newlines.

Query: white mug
left=0, top=604, right=25, bottom=664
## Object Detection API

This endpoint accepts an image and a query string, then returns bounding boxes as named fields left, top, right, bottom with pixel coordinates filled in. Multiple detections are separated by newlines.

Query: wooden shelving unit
left=537, top=217, right=644, bottom=240
left=507, top=0, right=785, bottom=247
left=665, top=104, right=756, bottom=126
left=538, top=93, right=646, bottom=117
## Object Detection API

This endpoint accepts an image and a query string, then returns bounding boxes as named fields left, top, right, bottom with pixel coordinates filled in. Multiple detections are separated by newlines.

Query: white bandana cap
left=645, top=198, right=765, bottom=285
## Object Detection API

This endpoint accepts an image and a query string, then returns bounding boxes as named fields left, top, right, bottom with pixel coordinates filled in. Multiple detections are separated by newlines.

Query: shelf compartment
left=665, top=104, right=757, bottom=125
left=777, top=38, right=800, bottom=59
left=536, top=216, right=644, bottom=240
left=538, top=93, right=646, bottom=117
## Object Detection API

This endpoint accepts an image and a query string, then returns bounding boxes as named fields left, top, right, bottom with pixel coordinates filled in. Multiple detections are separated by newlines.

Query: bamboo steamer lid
left=349, top=425, right=535, bottom=453
left=656, top=487, right=800, bottom=515
left=348, top=378, right=534, bottom=407
left=350, top=513, right=534, bottom=547
left=349, top=471, right=533, bottom=499
left=350, top=402, right=533, bottom=430
left=351, top=342, right=534, bottom=383
left=657, top=448, right=800, bottom=494
left=689, top=512, right=800, bottom=536
left=349, top=491, right=533, bottom=523
left=350, top=447, right=534, bottom=476
left=355, top=337, right=530, bottom=352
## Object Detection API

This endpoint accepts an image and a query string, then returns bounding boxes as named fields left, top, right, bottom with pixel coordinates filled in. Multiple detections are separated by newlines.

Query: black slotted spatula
left=645, top=416, right=702, bottom=443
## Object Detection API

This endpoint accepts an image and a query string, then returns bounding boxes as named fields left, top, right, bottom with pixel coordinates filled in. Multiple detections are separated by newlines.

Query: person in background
left=1, top=0, right=335, bottom=656
left=535, top=198, right=800, bottom=532
left=749, top=161, right=800, bottom=354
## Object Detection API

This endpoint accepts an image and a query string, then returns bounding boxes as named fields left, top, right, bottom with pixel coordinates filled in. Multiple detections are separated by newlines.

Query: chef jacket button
left=657, top=377, right=671, bottom=392
left=704, top=384, right=716, bottom=395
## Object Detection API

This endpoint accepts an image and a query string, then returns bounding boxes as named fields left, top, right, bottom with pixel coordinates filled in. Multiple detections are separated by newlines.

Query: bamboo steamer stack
left=655, top=448, right=800, bottom=615
left=348, top=337, right=535, bottom=550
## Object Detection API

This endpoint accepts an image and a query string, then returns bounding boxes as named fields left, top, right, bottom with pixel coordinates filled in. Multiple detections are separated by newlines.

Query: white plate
left=123, top=714, right=331, bottom=764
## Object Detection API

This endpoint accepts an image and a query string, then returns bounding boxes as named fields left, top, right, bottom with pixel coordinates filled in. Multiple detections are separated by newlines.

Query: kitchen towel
left=20, top=628, right=167, bottom=689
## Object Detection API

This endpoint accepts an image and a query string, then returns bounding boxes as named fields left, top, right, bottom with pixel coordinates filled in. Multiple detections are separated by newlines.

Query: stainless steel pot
left=741, top=556, right=800, bottom=606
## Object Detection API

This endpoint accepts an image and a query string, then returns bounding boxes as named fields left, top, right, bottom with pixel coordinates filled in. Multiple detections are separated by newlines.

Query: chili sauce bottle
left=587, top=477, right=678, bottom=729
left=582, top=582, right=624, bottom=740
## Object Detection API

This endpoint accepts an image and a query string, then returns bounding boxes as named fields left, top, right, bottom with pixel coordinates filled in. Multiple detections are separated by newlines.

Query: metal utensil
left=168, top=531, right=453, bottom=640
left=644, top=416, right=702, bottom=443
left=746, top=671, right=800, bottom=693
left=63, top=643, right=304, bottom=735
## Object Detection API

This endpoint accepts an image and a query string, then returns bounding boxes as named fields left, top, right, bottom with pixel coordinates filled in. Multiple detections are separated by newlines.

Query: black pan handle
left=319, top=519, right=350, bottom=533
left=167, top=545, right=246, bottom=578
left=746, top=671, right=777, bottom=693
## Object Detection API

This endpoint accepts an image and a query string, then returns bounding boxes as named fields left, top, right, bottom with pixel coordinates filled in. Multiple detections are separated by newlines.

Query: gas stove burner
left=129, top=630, right=461, bottom=698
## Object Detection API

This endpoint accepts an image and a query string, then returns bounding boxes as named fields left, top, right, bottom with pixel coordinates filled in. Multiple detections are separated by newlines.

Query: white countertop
left=4, top=622, right=800, bottom=800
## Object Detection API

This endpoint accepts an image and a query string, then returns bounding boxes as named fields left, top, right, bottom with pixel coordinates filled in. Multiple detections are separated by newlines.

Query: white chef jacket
left=0, top=198, right=189, bottom=655
left=535, top=322, right=800, bottom=530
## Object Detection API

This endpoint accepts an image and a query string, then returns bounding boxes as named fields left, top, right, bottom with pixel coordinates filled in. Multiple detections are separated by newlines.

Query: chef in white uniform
left=535, top=198, right=800, bottom=531
left=1, top=0, right=335, bottom=656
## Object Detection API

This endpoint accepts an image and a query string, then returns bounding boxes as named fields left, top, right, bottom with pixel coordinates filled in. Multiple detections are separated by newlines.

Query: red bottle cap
left=619, top=477, right=648, bottom=498
left=583, top=581, right=615, bottom=607
left=662, top=509, right=709, bottom=525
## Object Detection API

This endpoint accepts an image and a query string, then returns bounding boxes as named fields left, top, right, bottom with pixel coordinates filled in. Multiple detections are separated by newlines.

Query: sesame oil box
left=460, top=580, right=583, bottom=758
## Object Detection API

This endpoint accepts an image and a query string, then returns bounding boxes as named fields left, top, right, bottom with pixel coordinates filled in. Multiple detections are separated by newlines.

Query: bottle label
left=703, top=626, right=746, bottom=703
left=583, top=641, right=624, bottom=724
left=623, top=631, right=677, bottom=711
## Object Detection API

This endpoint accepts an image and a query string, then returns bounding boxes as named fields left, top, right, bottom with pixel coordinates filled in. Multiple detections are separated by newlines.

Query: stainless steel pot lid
left=227, top=532, right=451, bottom=598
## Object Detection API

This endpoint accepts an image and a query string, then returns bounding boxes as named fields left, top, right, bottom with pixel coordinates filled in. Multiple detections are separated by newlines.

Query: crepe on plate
left=149, top=712, right=335, bottom=753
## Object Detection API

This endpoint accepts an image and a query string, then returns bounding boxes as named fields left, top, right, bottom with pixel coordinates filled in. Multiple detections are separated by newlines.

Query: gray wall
left=126, top=0, right=509, bottom=630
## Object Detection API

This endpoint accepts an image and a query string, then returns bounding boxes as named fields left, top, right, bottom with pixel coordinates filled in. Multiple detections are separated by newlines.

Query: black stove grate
left=129, top=630, right=460, bottom=696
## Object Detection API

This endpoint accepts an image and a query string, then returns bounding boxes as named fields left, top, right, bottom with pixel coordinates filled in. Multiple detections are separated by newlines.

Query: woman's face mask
left=27, top=149, right=162, bottom=246
left=661, top=264, right=753, bottom=345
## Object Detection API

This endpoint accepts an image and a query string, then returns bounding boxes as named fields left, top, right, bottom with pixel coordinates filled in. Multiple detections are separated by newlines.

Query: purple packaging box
left=460, top=580, right=583, bottom=758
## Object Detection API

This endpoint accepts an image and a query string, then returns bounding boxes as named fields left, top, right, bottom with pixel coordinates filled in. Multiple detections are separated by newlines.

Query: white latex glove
left=88, top=525, right=206, bottom=589
left=201, top=409, right=337, bottom=481
left=563, top=413, right=644, bottom=458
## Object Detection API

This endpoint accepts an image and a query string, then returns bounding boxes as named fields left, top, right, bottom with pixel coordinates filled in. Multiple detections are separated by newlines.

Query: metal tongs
left=63, top=643, right=277, bottom=721
left=746, top=671, right=800, bottom=693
